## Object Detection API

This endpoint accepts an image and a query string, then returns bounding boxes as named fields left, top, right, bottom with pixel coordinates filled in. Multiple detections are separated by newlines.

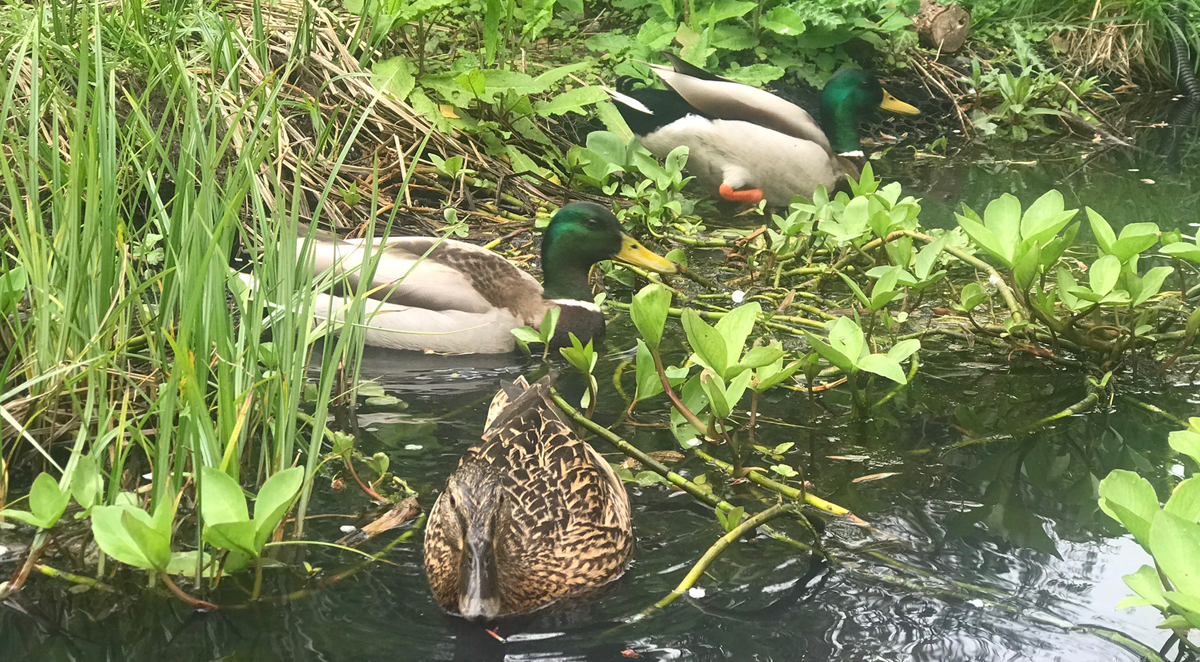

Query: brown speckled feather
left=424, top=376, right=633, bottom=618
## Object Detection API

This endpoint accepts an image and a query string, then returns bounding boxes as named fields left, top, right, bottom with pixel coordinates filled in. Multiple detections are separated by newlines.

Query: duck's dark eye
left=447, top=493, right=457, bottom=509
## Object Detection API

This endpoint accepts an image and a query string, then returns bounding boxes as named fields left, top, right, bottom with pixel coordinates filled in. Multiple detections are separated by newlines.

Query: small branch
left=32, top=564, right=117, bottom=592
left=160, top=572, right=219, bottom=611
left=652, top=503, right=799, bottom=609
left=693, top=449, right=863, bottom=523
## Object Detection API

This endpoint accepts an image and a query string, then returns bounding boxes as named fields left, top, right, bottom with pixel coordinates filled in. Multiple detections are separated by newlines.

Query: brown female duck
left=424, top=376, right=633, bottom=620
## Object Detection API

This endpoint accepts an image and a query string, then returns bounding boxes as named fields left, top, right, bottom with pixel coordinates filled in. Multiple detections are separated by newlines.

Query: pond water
left=2, top=137, right=1199, bottom=661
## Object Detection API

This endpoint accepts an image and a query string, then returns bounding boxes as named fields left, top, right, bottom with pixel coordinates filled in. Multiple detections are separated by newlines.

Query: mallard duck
left=424, top=375, right=633, bottom=620
left=241, top=202, right=675, bottom=354
left=608, top=54, right=920, bottom=206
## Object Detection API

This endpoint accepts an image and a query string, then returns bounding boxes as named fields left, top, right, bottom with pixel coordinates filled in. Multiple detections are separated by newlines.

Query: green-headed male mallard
left=242, top=202, right=675, bottom=354
left=608, top=54, right=920, bottom=206
left=424, top=375, right=633, bottom=620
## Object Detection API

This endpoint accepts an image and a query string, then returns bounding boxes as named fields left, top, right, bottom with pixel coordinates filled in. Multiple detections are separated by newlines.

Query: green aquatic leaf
left=683, top=309, right=729, bottom=376
left=253, top=467, right=305, bottom=552
left=91, top=506, right=156, bottom=570
left=205, top=520, right=260, bottom=558
left=634, top=340, right=665, bottom=403
left=1170, top=428, right=1200, bottom=467
left=827, top=317, right=866, bottom=366
left=959, top=282, right=987, bottom=311
left=858, top=354, right=907, bottom=385
left=714, top=302, right=760, bottom=366
left=699, top=370, right=731, bottom=420
left=1086, top=208, right=1117, bottom=255
left=1164, top=477, right=1200, bottom=522
left=1089, top=254, right=1121, bottom=296
left=631, top=283, right=671, bottom=352
left=1098, top=469, right=1159, bottom=548
left=1111, top=222, right=1161, bottom=263
left=1149, top=510, right=1200, bottom=596
left=1161, top=242, right=1200, bottom=263
left=199, top=467, right=249, bottom=526
left=71, top=455, right=104, bottom=511
left=1131, top=266, right=1173, bottom=307
left=1019, top=189, right=1076, bottom=246
left=1164, top=591, right=1200, bottom=629
left=983, top=194, right=1021, bottom=265
left=1118, top=565, right=1168, bottom=610
left=887, top=339, right=921, bottom=363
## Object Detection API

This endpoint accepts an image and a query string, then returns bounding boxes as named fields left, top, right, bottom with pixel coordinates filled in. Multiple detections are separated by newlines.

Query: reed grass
left=0, top=1, right=399, bottom=537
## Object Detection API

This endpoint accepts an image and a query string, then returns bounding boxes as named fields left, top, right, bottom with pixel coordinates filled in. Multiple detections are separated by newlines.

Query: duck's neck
left=541, top=252, right=594, bottom=301
left=820, top=97, right=864, bottom=155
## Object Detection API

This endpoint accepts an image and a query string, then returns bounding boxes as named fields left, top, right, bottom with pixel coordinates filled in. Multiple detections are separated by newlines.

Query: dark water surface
left=3, top=142, right=1200, bottom=660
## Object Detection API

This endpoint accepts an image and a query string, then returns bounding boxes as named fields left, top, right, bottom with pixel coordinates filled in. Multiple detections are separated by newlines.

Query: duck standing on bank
left=236, top=202, right=675, bottom=354
left=608, top=53, right=919, bottom=206
left=424, top=375, right=633, bottom=620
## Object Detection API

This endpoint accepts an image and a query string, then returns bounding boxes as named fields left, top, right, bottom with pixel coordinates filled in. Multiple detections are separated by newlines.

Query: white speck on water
left=0, top=546, right=7, bottom=556
left=1127, top=168, right=1140, bottom=172
left=404, top=444, right=423, bottom=451
left=969, top=599, right=986, bottom=608
left=339, top=525, right=357, bottom=534
left=731, top=290, right=745, bottom=304
left=684, top=438, right=702, bottom=448
left=688, top=587, right=706, bottom=599
left=988, top=273, right=1002, bottom=287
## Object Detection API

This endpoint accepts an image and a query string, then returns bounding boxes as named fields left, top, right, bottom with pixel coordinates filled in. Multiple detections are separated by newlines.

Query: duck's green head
left=541, top=201, right=677, bottom=301
left=819, top=69, right=919, bottom=154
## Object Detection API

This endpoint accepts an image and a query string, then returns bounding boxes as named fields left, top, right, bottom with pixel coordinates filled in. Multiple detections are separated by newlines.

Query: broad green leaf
left=631, top=284, right=671, bottom=351
left=724, top=370, right=754, bottom=413
left=1164, top=476, right=1200, bottom=522
left=122, top=510, right=171, bottom=572
left=839, top=197, right=871, bottom=240
left=827, top=317, right=866, bottom=366
left=956, top=213, right=1006, bottom=264
left=253, top=467, right=305, bottom=551
left=534, top=86, right=608, bottom=116
left=738, top=344, right=785, bottom=372
left=914, top=235, right=948, bottom=280
left=1098, top=469, right=1159, bottom=548
left=634, top=340, right=665, bottom=403
left=959, top=283, right=987, bottom=311
left=1163, top=591, right=1200, bottom=629
left=371, top=57, right=415, bottom=102
left=1089, top=254, right=1121, bottom=296
left=714, top=303, right=760, bottom=366
left=1020, top=189, right=1076, bottom=245
left=887, top=339, right=921, bottom=363
left=511, top=326, right=541, bottom=346
left=1012, top=241, right=1041, bottom=291
left=71, top=455, right=104, bottom=511
left=205, top=520, right=260, bottom=557
left=1057, top=267, right=1083, bottom=310
left=755, top=359, right=802, bottom=391
left=199, top=467, right=249, bottom=525
left=1132, top=266, right=1174, bottom=306
left=1162, top=242, right=1200, bottom=263
left=760, top=5, right=806, bottom=35
left=839, top=273, right=872, bottom=308
left=91, top=506, right=156, bottom=569
left=1170, top=428, right=1200, bottom=466
left=165, top=551, right=217, bottom=578
left=1111, top=222, right=1161, bottom=262
left=1086, top=208, right=1117, bottom=255
left=699, top=370, right=731, bottom=420
left=1150, top=510, right=1200, bottom=596
left=858, top=354, right=908, bottom=384
left=1120, top=565, right=1168, bottom=609
left=29, top=472, right=69, bottom=527
left=700, top=0, right=757, bottom=25
left=682, top=309, right=729, bottom=376
left=804, top=332, right=856, bottom=374
left=983, top=194, right=1021, bottom=264
left=0, top=265, right=25, bottom=315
